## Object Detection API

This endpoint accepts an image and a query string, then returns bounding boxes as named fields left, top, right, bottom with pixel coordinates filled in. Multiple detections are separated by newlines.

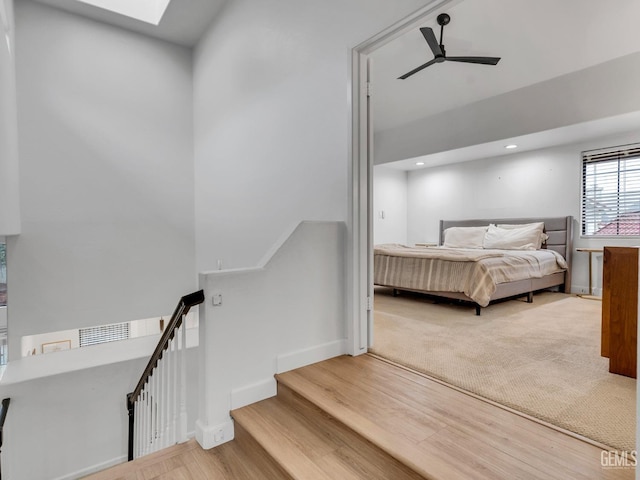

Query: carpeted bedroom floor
left=370, top=288, right=636, bottom=452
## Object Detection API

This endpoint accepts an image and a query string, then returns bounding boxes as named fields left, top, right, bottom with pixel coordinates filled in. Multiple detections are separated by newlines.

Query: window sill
left=579, top=235, right=640, bottom=239
left=0, top=327, right=198, bottom=386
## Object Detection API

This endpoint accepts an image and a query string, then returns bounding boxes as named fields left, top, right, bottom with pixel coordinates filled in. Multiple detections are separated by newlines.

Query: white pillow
left=443, top=226, right=489, bottom=249
left=483, top=224, right=544, bottom=250
left=497, top=222, right=544, bottom=231
left=497, top=222, right=548, bottom=246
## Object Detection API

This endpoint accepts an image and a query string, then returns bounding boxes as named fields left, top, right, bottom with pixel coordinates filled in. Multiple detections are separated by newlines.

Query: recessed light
left=415, top=161, right=425, bottom=166
left=504, top=144, right=518, bottom=150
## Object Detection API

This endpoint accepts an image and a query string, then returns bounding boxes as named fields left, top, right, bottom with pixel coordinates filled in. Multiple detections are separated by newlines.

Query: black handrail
left=126, top=290, right=204, bottom=461
left=0, top=398, right=10, bottom=480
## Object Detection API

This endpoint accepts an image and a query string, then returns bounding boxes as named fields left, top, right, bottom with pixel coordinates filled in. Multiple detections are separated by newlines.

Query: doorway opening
left=352, top=0, right=639, bottom=454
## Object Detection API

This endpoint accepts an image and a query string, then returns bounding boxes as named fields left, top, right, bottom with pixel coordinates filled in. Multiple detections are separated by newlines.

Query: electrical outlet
left=214, top=429, right=224, bottom=442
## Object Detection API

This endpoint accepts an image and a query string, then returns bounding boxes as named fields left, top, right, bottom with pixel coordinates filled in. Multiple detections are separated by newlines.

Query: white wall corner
left=231, top=377, right=277, bottom=410
left=276, top=339, right=347, bottom=374
left=195, top=418, right=235, bottom=450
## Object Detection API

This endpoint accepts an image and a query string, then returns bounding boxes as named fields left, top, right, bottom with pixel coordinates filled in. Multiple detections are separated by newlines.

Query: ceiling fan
left=398, top=13, right=501, bottom=80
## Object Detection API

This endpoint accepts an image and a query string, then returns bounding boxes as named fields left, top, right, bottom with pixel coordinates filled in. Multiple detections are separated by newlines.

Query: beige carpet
left=370, top=288, right=636, bottom=451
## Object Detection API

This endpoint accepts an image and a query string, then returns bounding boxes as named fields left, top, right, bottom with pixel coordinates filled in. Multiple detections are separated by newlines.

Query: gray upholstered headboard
left=439, top=216, right=573, bottom=290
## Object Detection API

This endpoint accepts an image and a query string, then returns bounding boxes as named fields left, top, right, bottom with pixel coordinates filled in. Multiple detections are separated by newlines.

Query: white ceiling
left=371, top=0, right=640, bottom=168
left=31, top=0, right=640, bottom=169
left=382, top=111, right=640, bottom=171
left=33, top=0, right=227, bottom=46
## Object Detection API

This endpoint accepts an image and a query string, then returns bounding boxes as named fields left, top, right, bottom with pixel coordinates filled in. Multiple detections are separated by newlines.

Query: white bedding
left=373, top=245, right=567, bottom=307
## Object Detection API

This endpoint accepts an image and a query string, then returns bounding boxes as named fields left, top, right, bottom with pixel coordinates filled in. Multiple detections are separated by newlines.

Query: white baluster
left=137, top=396, right=143, bottom=458
left=158, top=357, right=165, bottom=450
left=133, top=399, right=138, bottom=459
left=144, top=389, right=149, bottom=456
left=171, top=334, right=178, bottom=444
left=149, top=369, right=154, bottom=449
left=145, top=387, right=152, bottom=455
left=130, top=308, right=197, bottom=459
left=178, top=320, right=188, bottom=443
left=166, top=337, right=172, bottom=446
left=141, top=390, right=147, bottom=456
left=139, top=392, right=142, bottom=456
left=149, top=370, right=157, bottom=452
left=164, top=342, right=173, bottom=446
left=153, top=366, right=158, bottom=447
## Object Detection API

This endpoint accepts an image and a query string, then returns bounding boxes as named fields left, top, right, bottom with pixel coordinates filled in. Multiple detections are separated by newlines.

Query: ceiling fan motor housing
left=437, top=13, right=450, bottom=26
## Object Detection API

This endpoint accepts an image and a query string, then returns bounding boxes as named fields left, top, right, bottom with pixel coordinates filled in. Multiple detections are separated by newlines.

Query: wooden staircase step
left=86, top=354, right=632, bottom=480
left=231, top=384, right=424, bottom=480
left=82, top=427, right=292, bottom=480
left=275, top=354, right=632, bottom=480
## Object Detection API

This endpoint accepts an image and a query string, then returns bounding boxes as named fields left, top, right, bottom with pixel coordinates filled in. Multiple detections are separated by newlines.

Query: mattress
left=373, top=244, right=568, bottom=307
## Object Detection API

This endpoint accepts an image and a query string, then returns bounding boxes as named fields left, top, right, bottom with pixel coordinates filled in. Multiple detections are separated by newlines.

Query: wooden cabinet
left=601, top=246, right=638, bottom=378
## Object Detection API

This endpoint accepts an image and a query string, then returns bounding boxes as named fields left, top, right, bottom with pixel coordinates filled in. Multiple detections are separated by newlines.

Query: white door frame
left=347, top=0, right=459, bottom=355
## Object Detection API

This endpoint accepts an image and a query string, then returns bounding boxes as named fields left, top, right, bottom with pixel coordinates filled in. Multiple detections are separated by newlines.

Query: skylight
left=75, top=0, right=172, bottom=25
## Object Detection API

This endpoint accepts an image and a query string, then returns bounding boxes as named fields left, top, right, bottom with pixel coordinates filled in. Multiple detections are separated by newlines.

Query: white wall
left=406, top=130, right=640, bottom=294
left=193, top=0, right=432, bottom=272
left=8, top=0, right=196, bottom=361
left=1, top=4, right=198, bottom=477
left=1, top=343, right=199, bottom=480
left=197, top=221, right=346, bottom=448
left=21, top=327, right=79, bottom=355
left=0, top=0, right=20, bottom=236
left=373, top=166, right=408, bottom=245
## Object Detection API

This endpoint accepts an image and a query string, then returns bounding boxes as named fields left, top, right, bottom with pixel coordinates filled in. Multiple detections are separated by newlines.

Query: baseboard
left=195, top=418, right=235, bottom=450
left=51, top=431, right=198, bottom=479
left=52, top=455, right=127, bottom=480
left=570, top=285, right=602, bottom=297
left=231, top=377, right=277, bottom=410
left=276, top=339, right=347, bottom=374
left=229, top=339, right=348, bottom=409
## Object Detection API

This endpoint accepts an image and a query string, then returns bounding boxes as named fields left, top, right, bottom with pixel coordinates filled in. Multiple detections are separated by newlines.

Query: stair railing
left=0, top=398, right=10, bottom=480
left=127, top=290, right=204, bottom=461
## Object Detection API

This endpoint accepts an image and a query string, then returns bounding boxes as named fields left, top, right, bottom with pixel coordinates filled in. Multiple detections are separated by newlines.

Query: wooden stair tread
left=87, top=353, right=633, bottom=480
left=81, top=433, right=291, bottom=480
left=231, top=387, right=424, bottom=480
left=81, top=440, right=201, bottom=480
left=275, top=354, right=632, bottom=480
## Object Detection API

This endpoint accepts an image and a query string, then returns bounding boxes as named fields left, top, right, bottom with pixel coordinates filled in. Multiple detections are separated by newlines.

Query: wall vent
left=79, top=322, right=130, bottom=347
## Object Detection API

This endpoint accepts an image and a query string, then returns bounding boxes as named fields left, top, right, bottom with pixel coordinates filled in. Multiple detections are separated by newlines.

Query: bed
left=374, top=216, right=573, bottom=315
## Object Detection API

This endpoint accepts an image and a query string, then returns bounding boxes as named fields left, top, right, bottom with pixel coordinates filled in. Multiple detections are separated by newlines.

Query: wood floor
left=87, top=354, right=635, bottom=480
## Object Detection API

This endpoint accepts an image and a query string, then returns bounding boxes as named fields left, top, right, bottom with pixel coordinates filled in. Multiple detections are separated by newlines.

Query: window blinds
left=79, top=322, right=130, bottom=347
left=581, top=144, right=640, bottom=236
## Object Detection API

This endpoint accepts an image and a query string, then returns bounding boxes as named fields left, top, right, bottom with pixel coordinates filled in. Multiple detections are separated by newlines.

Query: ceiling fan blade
left=446, top=56, right=501, bottom=65
left=398, top=58, right=438, bottom=80
left=419, top=27, right=443, bottom=57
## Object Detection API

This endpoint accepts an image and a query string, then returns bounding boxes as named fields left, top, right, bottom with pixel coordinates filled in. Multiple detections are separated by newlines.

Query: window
left=581, top=144, right=640, bottom=236
left=20, top=311, right=198, bottom=357
left=79, top=322, right=130, bottom=347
